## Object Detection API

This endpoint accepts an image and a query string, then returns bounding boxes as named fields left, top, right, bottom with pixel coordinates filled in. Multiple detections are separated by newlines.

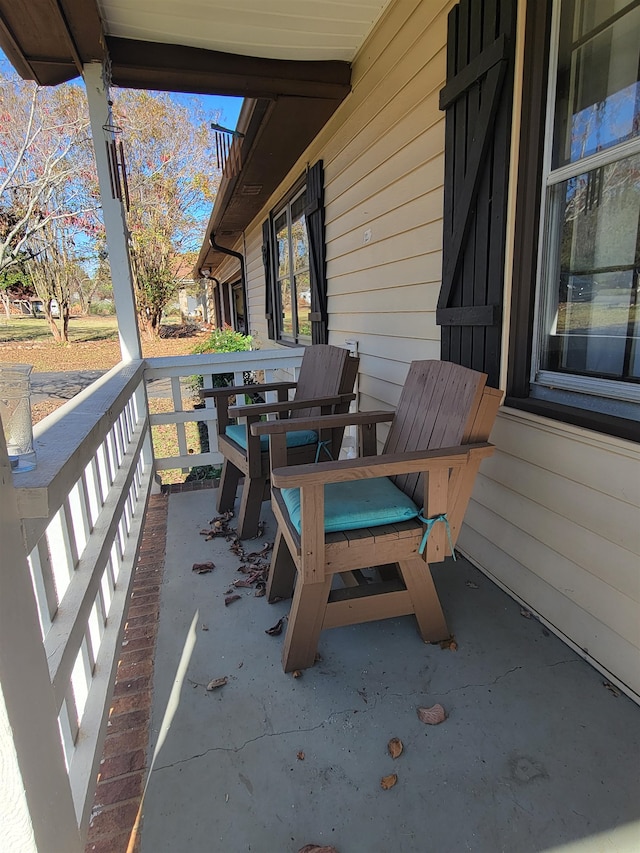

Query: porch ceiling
left=0, top=0, right=388, bottom=280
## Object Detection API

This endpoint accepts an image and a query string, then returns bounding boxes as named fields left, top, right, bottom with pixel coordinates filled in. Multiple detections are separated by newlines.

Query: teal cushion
left=225, top=423, right=318, bottom=452
left=281, top=477, right=420, bottom=534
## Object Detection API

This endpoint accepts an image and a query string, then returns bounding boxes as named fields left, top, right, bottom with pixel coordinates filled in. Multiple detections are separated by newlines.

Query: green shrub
left=192, top=326, right=253, bottom=356
left=190, top=326, right=254, bottom=391
left=189, top=325, right=255, bottom=481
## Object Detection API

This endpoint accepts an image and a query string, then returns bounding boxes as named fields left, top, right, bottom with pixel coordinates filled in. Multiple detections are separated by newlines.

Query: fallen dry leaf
left=206, top=676, right=228, bottom=691
left=254, top=586, right=266, bottom=598
left=417, top=704, right=447, bottom=725
left=192, top=561, right=215, bottom=574
left=520, top=608, right=532, bottom=619
left=297, top=751, right=305, bottom=760
left=380, top=773, right=398, bottom=790
left=439, top=635, right=458, bottom=652
left=387, top=737, right=403, bottom=759
left=603, top=681, right=621, bottom=697
left=466, top=580, right=479, bottom=589
left=232, top=579, right=254, bottom=588
left=298, top=846, right=339, bottom=853
left=292, top=670, right=302, bottom=679
left=265, top=616, right=286, bottom=636
left=209, top=511, right=234, bottom=525
left=201, top=623, right=209, bottom=631
left=224, top=594, right=241, bottom=606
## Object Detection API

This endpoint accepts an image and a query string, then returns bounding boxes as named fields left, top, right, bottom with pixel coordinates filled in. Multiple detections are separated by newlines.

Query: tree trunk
left=45, top=300, right=62, bottom=342
left=61, top=302, right=70, bottom=343
left=1, top=291, right=11, bottom=320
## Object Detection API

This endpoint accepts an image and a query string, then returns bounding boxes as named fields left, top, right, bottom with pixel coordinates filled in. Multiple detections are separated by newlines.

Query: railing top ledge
left=14, top=360, right=146, bottom=522
left=143, top=347, right=305, bottom=379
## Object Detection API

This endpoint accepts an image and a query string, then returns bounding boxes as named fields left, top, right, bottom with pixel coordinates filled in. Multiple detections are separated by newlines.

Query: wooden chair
left=253, top=360, right=503, bottom=672
left=201, top=344, right=359, bottom=539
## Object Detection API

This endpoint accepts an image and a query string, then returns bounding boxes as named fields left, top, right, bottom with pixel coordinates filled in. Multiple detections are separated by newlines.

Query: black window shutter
left=438, top=0, right=517, bottom=386
left=305, top=160, right=328, bottom=345
left=262, top=218, right=276, bottom=340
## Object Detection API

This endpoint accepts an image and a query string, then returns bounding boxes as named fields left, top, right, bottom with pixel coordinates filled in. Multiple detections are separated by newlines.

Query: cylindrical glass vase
left=0, top=363, right=37, bottom=473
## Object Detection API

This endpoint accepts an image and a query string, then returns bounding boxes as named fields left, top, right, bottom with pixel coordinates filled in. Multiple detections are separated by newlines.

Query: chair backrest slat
left=385, top=361, right=488, bottom=504
left=291, top=345, right=353, bottom=420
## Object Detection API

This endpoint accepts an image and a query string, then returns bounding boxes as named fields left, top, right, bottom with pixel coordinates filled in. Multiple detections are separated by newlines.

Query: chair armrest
left=251, top=409, right=393, bottom=435
left=229, top=393, right=355, bottom=420
left=271, top=443, right=494, bottom=488
left=199, top=380, right=296, bottom=400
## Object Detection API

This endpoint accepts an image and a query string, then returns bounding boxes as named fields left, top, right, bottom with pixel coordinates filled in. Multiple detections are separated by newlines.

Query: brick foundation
left=85, top=492, right=168, bottom=853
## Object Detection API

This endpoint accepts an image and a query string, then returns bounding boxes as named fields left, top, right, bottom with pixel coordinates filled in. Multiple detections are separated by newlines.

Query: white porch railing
left=12, top=360, right=153, bottom=839
left=5, top=347, right=303, bottom=845
left=144, top=347, right=304, bottom=471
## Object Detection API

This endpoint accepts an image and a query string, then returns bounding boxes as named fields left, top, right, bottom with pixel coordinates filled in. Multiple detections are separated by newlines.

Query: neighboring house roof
left=0, top=0, right=391, bottom=278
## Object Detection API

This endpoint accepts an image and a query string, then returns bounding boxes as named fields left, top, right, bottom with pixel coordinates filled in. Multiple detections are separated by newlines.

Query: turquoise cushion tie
left=281, top=477, right=420, bottom=534
left=417, top=511, right=456, bottom=559
left=226, top=423, right=318, bottom=452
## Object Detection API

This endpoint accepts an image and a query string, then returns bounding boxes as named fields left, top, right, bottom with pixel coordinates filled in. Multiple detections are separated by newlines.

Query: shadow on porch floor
left=112, top=488, right=640, bottom=852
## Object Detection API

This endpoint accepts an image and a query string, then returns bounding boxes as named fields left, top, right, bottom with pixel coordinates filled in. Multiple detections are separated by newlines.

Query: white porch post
left=83, top=62, right=142, bottom=362
left=0, top=431, right=82, bottom=852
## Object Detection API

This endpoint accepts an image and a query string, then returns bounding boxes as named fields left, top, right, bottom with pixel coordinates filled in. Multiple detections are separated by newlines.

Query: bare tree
left=0, top=66, right=99, bottom=319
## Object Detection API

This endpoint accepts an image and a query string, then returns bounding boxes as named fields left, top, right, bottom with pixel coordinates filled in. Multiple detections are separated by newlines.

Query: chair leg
left=282, top=574, right=333, bottom=673
left=397, top=557, right=449, bottom=642
left=236, top=475, right=268, bottom=539
left=216, top=458, right=241, bottom=513
left=267, top=529, right=297, bottom=602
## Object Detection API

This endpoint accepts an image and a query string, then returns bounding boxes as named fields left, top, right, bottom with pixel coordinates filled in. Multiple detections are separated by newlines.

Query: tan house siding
left=244, top=227, right=270, bottom=347
left=235, top=0, right=640, bottom=699
left=460, top=411, right=640, bottom=698
left=243, top=0, right=454, bottom=410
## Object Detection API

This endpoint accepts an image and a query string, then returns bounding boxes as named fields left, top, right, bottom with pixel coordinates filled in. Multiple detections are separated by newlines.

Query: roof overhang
left=195, top=92, right=344, bottom=280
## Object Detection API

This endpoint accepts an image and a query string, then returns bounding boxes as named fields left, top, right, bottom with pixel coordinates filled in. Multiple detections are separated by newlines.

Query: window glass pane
left=276, top=218, right=289, bottom=280
left=280, top=276, right=294, bottom=339
left=553, top=1, right=640, bottom=168
left=540, top=154, right=640, bottom=382
left=272, top=185, right=310, bottom=343
left=295, top=271, right=312, bottom=339
left=290, top=191, right=306, bottom=221
left=291, top=215, right=309, bottom=273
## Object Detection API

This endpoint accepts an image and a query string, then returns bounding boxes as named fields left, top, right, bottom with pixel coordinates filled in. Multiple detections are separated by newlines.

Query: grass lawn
left=1, top=314, right=213, bottom=485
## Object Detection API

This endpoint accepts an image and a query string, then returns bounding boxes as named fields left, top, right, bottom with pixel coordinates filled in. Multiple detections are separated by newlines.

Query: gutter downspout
left=209, top=233, right=249, bottom=335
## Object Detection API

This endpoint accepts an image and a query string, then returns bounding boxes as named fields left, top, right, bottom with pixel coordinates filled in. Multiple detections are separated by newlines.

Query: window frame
left=507, top=0, right=640, bottom=442
left=269, top=176, right=312, bottom=346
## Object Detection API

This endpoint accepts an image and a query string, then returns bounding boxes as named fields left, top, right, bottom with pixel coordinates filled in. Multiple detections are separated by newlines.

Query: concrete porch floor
left=139, top=488, right=640, bottom=853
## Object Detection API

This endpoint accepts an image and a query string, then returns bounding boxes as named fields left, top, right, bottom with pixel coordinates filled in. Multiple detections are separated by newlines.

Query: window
left=531, top=0, right=640, bottom=419
left=273, top=184, right=311, bottom=344
left=262, top=161, right=328, bottom=345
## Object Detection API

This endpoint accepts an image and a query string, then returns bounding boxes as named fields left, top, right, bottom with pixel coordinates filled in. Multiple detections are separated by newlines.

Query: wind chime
left=102, top=121, right=130, bottom=211
left=211, top=122, right=244, bottom=178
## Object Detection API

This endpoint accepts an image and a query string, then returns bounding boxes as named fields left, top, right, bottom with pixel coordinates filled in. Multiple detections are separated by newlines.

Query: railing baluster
left=47, top=505, right=74, bottom=602
left=28, top=538, right=58, bottom=634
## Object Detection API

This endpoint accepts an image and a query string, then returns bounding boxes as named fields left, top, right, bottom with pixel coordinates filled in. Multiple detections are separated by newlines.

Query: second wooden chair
left=201, top=344, right=359, bottom=539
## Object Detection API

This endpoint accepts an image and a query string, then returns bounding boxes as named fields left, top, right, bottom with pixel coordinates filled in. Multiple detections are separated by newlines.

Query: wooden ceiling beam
left=0, top=0, right=103, bottom=84
left=107, top=37, right=351, bottom=99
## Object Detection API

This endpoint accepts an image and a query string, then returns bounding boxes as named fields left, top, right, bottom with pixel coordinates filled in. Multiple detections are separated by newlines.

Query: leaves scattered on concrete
left=265, top=616, right=286, bottom=636
left=387, top=737, right=403, bottom=759
left=298, top=846, right=339, bottom=853
left=417, top=704, right=447, bottom=725
left=192, top=561, right=215, bottom=574
left=380, top=773, right=398, bottom=790
left=206, top=676, right=228, bottom=691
